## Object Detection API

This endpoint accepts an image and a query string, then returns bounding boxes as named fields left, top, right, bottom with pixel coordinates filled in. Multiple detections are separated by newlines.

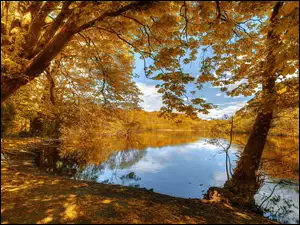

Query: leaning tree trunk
left=224, top=1, right=283, bottom=206
left=224, top=98, right=274, bottom=203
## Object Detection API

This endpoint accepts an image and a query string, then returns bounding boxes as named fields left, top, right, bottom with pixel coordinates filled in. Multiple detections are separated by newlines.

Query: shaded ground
left=1, top=138, right=277, bottom=224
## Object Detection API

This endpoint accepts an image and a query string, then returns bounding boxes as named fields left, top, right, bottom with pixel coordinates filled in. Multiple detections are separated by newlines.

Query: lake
left=36, top=131, right=299, bottom=224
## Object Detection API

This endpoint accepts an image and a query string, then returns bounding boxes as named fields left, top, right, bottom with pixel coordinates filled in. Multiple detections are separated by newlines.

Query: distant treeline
left=2, top=106, right=298, bottom=138
left=2, top=97, right=298, bottom=138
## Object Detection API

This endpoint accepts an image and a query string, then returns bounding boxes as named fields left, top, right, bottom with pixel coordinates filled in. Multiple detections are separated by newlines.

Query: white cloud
left=224, top=94, right=243, bottom=99
left=136, top=81, right=249, bottom=118
left=213, top=71, right=232, bottom=78
left=136, top=82, right=209, bottom=111
left=198, top=101, right=247, bottom=120
left=215, top=101, right=247, bottom=106
left=183, top=96, right=194, bottom=102
left=224, top=79, right=247, bottom=92
left=136, top=82, right=163, bottom=111
left=216, top=93, right=222, bottom=97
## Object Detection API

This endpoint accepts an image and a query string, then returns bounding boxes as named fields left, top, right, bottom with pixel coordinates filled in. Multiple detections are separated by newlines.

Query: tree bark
left=224, top=101, right=274, bottom=200
left=224, top=1, right=283, bottom=204
left=1, top=35, right=74, bottom=102
left=1, top=20, right=75, bottom=103
left=23, top=1, right=58, bottom=59
left=1, top=1, right=155, bottom=103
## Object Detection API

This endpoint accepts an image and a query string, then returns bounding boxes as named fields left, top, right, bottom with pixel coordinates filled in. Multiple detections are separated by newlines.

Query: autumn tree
left=176, top=1, right=298, bottom=203
left=1, top=1, right=299, bottom=203
left=207, top=2, right=298, bottom=201
left=1, top=1, right=152, bottom=101
left=1, top=1, right=151, bottom=136
left=2, top=1, right=218, bottom=118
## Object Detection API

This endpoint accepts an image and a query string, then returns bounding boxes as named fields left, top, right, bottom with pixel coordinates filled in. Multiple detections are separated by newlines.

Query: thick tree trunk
left=1, top=23, right=75, bottom=103
left=1, top=1, right=155, bottom=103
left=221, top=77, right=275, bottom=210
left=1, top=76, right=31, bottom=102
left=223, top=2, right=283, bottom=205
left=224, top=110, right=273, bottom=201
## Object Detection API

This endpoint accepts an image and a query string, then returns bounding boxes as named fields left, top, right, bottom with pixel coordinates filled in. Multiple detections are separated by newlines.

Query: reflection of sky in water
left=74, top=138, right=298, bottom=224
left=76, top=138, right=238, bottom=198
left=255, top=179, right=299, bottom=224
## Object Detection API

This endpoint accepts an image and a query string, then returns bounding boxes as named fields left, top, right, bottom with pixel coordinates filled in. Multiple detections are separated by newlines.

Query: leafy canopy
left=1, top=1, right=299, bottom=118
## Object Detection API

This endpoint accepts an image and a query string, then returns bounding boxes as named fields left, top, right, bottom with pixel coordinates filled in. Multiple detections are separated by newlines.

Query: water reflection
left=74, top=140, right=241, bottom=197
left=255, top=178, right=299, bottom=224
left=35, top=131, right=299, bottom=224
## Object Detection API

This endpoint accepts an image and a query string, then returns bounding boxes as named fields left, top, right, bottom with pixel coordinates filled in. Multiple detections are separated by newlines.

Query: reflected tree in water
left=35, top=141, right=79, bottom=177
left=256, top=180, right=299, bottom=223
left=206, top=115, right=235, bottom=181
left=206, top=115, right=299, bottom=223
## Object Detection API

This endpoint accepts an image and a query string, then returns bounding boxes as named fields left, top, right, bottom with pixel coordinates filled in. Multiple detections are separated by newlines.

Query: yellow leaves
left=1, top=1, right=297, bottom=119
left=281, top=2, right=299, bottom=16
left=275, top=53, right=287, bottom=68
left=206, top=2, right=217, bottom=12
left=287, top=25, right=299, bottom=38
left=277, top=86, right=287, bottom=95
left=242, top=90, right=252, bottom=97
left=22, top=12, right=32, bottom=25
left=74, top=8, right=80, bottom=14
left=14, top=11, right=21, bottom=20
left=2, top=58, right=23, bottom=74
left=274, top=24, right=286, bottom=35
left=201, top=35, right=211, bottom=46
left=10, top=27, right=20, bottom=34
left=197, top=73, right=215, bottom=83
left=101, top=199, right=113, bottom=204
left=37, top=216, right=53, bottom=224
left=282, top=66, right=296, bottom=76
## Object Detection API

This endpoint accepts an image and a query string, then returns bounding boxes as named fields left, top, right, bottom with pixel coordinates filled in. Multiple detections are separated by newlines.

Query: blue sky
left=130, top=16, right=281, bottom=120
left=132, top=52, right=253, bottom=120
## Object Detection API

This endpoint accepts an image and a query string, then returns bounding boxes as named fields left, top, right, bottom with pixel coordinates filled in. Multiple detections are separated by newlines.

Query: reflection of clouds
left=217, top=162, right=225, bottom=166
left=184, top=142, right=219, bottom=151
left=255, top=179, right=299, bottom=224
left=76, top=138, right=241, bottom=186
left=185, top=139, right=239, bottom=153
left=69, top=134, right=298, bottom=224
left=179, top=140, right=221, bottom=151
left=212, top=171, right=227, bottom=187
left=132, top=159, right=166, bottom=173
left=96, top=138, right=241, bottom=181
left=149, top=147, right=173, bottom=158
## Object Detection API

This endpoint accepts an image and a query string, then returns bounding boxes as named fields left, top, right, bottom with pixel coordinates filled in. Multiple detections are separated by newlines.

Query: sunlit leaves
left=1, top=1, right=298, bottom=120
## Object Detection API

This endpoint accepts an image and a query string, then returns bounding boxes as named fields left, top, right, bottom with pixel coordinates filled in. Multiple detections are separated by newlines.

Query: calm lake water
left=36, top=131, right=299, bottom=224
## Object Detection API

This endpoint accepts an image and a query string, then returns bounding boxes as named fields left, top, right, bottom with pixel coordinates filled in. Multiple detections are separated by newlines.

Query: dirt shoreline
left=1, top=138, right=277, bottom=224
